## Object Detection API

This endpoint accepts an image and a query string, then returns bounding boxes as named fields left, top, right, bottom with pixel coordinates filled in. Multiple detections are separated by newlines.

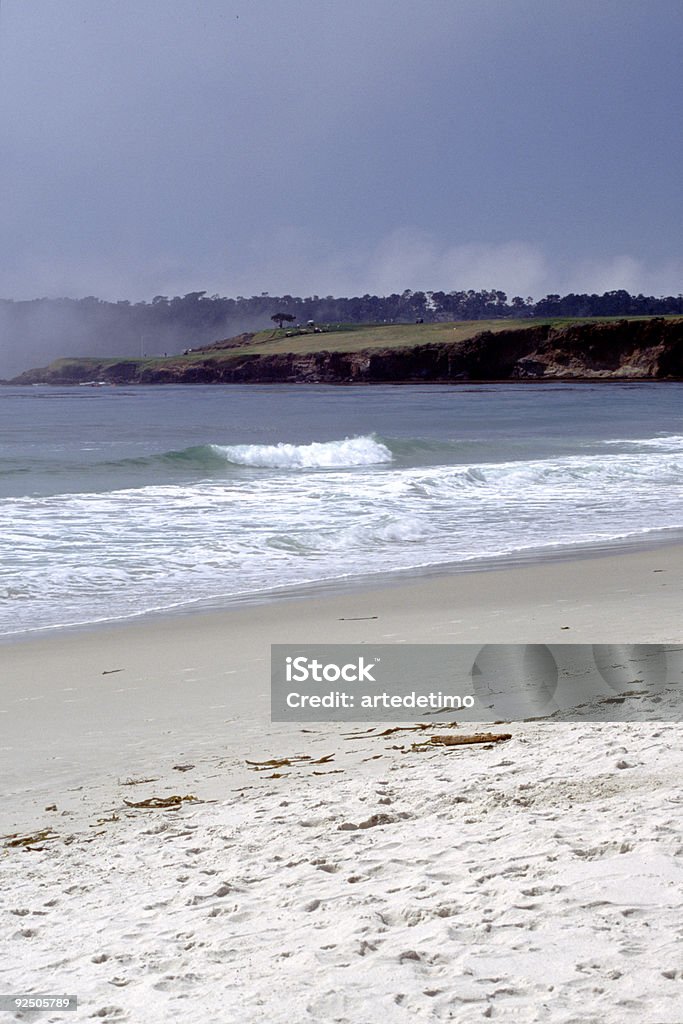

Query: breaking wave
left=211, top=435, right=393, bottom=469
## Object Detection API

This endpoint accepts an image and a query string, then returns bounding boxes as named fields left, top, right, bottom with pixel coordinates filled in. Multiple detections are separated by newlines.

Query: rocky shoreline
left=8, top=317, right=683, bottom=385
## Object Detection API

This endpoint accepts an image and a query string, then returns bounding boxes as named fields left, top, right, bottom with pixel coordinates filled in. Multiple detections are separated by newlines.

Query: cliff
left=9, top=317, right=683, bottom=385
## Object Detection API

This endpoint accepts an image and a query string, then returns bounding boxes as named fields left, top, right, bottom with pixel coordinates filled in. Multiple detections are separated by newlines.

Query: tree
left=271, top=312, right=296, bottom=329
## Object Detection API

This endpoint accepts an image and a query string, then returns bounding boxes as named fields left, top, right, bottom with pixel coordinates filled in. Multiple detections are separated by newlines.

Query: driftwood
left=429, top=733, right=512, bottom=747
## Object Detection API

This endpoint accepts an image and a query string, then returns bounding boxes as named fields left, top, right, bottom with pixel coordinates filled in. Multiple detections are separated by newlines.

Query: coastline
left=9, top=315, right=683, bottom=385
left=3, top=527, right=683, bottom=645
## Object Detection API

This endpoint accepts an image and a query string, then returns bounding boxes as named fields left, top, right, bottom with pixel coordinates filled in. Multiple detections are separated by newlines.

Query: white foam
left=3, top=445, right=683, bottom=635
left=601, top=434, right=683, bottom=451
left=211, top=435, right=392, bottom=469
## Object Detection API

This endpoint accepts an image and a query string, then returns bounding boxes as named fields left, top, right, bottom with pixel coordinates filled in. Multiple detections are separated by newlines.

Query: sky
left=0, top=0, right=681, bottom=302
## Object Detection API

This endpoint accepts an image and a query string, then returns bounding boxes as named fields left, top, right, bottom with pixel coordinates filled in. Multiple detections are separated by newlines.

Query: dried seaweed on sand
left=4, top=829, right=60, bottom=849
left=123, top=795, right=202, bottom=809
left=343, top=723, right=459, bottom=739
left=246, top=753, right=334, bottom=771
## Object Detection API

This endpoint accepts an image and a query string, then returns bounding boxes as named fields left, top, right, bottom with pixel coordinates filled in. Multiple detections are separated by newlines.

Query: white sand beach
left=2, top=544, right=682, bottom=1022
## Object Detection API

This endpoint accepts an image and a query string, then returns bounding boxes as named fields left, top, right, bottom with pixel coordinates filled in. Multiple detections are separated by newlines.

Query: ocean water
left=1, top=382, right=682, bottom=636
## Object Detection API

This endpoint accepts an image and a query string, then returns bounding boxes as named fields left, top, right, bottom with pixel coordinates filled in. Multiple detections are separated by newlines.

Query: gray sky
left=0, top=0, right=681, bottom=301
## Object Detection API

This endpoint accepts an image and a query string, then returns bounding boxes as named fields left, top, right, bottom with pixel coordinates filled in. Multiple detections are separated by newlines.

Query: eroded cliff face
left=10, top=318, right=683, bottom=385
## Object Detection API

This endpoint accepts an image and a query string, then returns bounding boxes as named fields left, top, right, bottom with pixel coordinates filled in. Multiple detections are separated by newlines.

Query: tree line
left=2, top=287, right=682, bottom=374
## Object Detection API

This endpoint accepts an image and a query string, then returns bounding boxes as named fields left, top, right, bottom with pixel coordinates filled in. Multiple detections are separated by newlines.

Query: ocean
left=1, top=382, right=681, bottom=637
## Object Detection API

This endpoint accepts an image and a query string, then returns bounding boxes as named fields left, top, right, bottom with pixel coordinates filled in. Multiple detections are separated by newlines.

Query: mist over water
left=1, top=382, right=681, bottom=635
left=0, top=298, right=269, bottom=379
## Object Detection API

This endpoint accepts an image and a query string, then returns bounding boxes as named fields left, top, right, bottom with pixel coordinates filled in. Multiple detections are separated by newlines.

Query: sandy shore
left=1, top=544, right=682, bottom=1021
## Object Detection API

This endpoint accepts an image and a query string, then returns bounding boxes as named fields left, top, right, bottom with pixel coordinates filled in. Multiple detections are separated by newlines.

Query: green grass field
left=157, top=314, right=675, bottom=365
left=45, top=314, right=679, bottom=373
